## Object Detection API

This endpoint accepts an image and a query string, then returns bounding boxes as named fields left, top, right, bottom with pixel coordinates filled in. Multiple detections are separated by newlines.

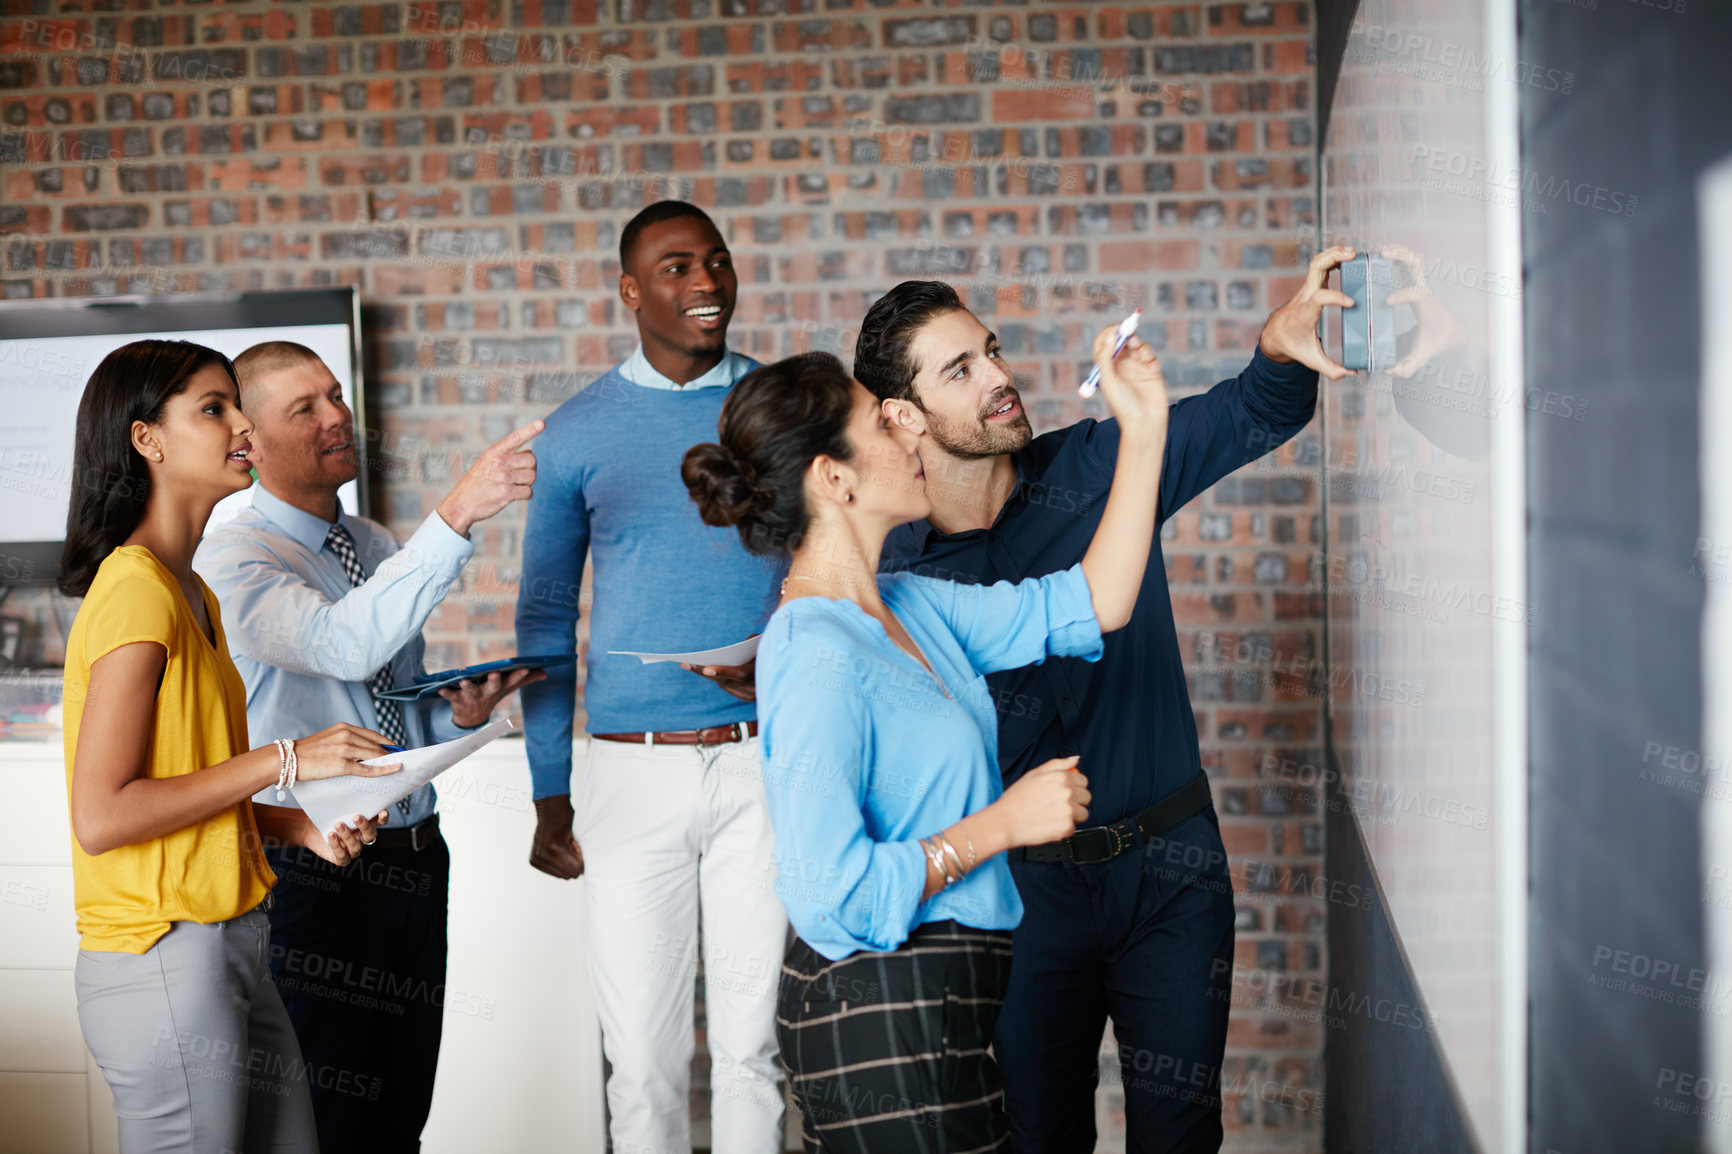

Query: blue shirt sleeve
left=891, top=564, right=1104, bottom=676
left=758, top=610, right=930, bottom=957
left=514, top=420, right=591, bottom=800
left=196, top=511, right=472, bottom=683
left=1079, top=347, right=1318, bottom=522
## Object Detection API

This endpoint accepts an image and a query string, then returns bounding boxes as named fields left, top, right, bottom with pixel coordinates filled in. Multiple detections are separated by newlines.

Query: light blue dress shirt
left=194, top=485, right=476, bottom=824
left=754, top=563, right=1105, bottom=960
left=618, top=344, right=754, bottom=390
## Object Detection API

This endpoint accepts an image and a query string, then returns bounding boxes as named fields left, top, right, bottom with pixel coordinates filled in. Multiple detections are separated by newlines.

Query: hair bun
left=682, top=442, right=772, bottom=528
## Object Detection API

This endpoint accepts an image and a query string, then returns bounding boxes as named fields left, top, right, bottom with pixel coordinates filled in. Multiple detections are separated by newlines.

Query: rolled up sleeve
left=199, top=512, right=472, bottom=683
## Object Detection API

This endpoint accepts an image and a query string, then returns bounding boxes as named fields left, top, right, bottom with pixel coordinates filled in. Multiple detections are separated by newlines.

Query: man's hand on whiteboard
left=1259, top=244, right=1359, bottom=381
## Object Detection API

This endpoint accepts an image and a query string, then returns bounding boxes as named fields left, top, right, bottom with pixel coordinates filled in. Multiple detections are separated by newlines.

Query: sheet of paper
left=289, top=718, right=513, bottom=838
left=607, top=635, right=761, bottom=666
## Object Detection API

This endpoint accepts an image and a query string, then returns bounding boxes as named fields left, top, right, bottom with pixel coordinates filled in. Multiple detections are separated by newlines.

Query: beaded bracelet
left=273, top=738, right=298, bottom=801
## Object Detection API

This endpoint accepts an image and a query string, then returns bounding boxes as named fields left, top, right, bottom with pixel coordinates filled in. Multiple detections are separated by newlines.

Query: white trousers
left=578, top=734, right=788, bottom=1154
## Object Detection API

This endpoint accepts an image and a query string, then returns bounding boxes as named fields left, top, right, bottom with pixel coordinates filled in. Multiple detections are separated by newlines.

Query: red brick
left=318, top=155, right=411, bottom=187
left=1263, top=38, right=1313, bottom=74
left=991, top=87, right=1094, bottom=122
left=513, top=0, right=602, bottom=25
left=769, top=19, right=873, bottom=53
left=1100, top=240, right=1200, bottom=273
left=2, top=94, right=99, bottom=126
left=361, top=39, right=456, bottom=72
left=564, top=106, right=661, bottom=139
left=202, top=10, right=298, bottom=43
left=0, top=205, right=52, bottom=234
left=1208, top=2, right=1311, bottom=36
left=206, top=157, right=309, bottom=192
left=304, top=5, right=394, bottom=38
left=409, top=76, right=505, bottom=109
left=401, top=0, right=500, bottom=39
left=724, top=59, right=826, bottom=94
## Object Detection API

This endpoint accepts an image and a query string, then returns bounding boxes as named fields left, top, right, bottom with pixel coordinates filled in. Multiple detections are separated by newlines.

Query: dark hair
left=682, top=352, right=856, bottom=557
left=619, top=200, right=719, bottom=273
left=853, top=279, right=965, bottom=404
left=58, top=340, right=239, bottom=597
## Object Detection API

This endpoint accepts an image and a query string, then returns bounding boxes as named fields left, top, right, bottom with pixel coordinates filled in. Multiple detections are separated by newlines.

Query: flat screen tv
left=0, top=288, right=367, bottom=586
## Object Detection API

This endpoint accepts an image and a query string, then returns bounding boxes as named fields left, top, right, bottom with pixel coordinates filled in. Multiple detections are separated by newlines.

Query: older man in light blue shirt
left=195, top=340, right=541, bottom=1154
left=206, top=484, right=467, bottom=826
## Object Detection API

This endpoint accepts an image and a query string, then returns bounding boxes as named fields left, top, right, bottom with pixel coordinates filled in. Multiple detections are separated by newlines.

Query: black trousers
left=778, top=920, right=1014, bottom=1153
left=995, top=811, right=1237, bottom=1154
left=263, top=831, right=450, bottom=1154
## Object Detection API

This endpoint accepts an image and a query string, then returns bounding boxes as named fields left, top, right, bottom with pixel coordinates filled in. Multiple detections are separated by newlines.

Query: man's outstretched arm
left=1130, top=244, right=1359, bottom=520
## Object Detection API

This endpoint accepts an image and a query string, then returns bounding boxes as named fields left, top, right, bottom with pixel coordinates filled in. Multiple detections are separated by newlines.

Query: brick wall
left=0, top=1, right=1322, bottom=1148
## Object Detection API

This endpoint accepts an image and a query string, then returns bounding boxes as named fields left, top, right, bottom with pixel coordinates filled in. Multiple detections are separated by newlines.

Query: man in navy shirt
left=858, top=245, right=1356, bottom=1154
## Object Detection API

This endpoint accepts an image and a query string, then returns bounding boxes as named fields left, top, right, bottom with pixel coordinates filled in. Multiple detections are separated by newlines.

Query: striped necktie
left=324, top=523, right=413, bottom=824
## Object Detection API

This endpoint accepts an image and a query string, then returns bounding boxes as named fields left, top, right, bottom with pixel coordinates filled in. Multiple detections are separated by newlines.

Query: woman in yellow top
left=61, top=339, right=401, bottom=1154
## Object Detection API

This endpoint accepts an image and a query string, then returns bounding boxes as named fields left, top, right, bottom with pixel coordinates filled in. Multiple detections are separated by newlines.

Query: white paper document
left=289, top=718, right=513, bottom=838
left=607, top=635, right=761, bottom=666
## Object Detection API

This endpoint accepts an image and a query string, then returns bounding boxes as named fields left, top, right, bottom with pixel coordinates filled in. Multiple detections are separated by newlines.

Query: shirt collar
left=249, top=483, right=348, bottom=553
left=619, top=345, right=750, bottom=390
left=906, top=452, right=1033, bottom=552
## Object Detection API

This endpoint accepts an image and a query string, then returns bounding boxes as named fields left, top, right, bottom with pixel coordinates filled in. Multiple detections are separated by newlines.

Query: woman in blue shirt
left=682, top=324, right=1168, bottom=1152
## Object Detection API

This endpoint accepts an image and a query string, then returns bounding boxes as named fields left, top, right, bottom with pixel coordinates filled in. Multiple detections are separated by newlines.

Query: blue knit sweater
left=515, top=359, right=780, bottom=799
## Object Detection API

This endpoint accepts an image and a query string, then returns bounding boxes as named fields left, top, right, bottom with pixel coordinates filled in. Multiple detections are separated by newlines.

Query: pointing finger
left=489, top=419, right=545, bottom=456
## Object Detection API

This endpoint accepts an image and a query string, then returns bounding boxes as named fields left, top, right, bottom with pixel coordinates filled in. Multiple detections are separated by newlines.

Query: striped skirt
left=776, top=920, right=1014, bottom=1154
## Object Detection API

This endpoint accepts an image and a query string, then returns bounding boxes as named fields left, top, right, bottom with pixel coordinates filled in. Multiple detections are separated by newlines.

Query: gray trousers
left=76, top=907, right=319, bottom=1154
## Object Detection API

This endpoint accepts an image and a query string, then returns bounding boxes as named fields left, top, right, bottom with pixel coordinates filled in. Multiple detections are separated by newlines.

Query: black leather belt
left=372, top=813, right=441, bottom=853
left=1014, top=772, right=1214, bottom=865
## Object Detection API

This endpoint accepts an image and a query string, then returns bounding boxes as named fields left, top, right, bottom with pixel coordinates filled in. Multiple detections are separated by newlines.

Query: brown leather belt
left=372, top=813, right=441, bottom=853
left=592, top=721, right=759, bottom=746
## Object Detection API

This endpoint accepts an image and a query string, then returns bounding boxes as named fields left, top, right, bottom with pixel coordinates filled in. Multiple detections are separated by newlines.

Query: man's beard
left=921, top=394, right=1034, bottom=460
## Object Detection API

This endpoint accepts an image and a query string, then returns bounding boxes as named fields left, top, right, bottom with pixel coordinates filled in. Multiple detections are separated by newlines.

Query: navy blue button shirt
left=879, top=348, right=1318, bottom=825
